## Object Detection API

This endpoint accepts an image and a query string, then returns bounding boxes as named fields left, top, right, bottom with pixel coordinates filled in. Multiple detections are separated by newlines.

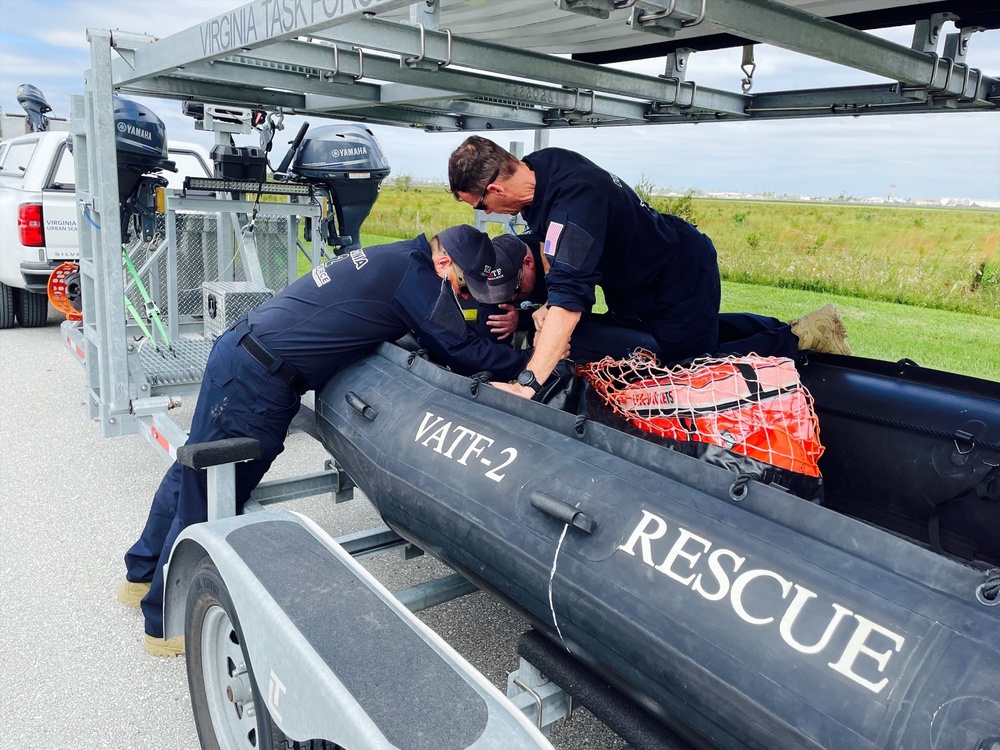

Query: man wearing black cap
left=450, top=232, right=547, bottom=348
left=118, top=227, right=530, bottom=657
left=448, top=137, right=851, bottom=399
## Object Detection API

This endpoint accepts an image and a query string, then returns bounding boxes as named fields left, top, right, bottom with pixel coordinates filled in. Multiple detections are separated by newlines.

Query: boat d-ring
left=976, top=584, right=999, bottom=606
left=976, top=570, right=1000, bottom=606
left=953, top=430, right=976, bottom=456
left=729, top=474, right=751, bottom=502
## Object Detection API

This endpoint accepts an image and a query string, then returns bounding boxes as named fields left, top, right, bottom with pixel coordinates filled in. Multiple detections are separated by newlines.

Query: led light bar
left=184, top=177, right=312, bottom=195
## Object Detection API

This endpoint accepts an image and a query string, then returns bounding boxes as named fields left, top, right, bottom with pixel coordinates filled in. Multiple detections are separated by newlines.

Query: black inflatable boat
left=315, top=344, right=1000, bottom=749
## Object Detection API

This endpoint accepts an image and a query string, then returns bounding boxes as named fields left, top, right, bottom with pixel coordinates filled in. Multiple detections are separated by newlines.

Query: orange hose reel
left=47, top=262, right=83, bottom=321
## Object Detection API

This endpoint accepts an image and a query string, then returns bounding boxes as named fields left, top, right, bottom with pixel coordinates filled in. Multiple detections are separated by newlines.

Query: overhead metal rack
left=71, top=0, right=997, bottom=439
left=101, top=0, right=997, bottom=133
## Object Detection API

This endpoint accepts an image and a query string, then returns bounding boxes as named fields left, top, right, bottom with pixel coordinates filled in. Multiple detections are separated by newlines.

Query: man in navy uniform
left=118, top=226, right=531, bottom=656
left=447, top=136, right=851, bottom=398
left=462, top=233, right=547, bottom=348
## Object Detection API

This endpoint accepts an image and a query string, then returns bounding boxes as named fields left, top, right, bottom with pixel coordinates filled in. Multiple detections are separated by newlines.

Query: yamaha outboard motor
left=113, top=96, right=175, bottom=241
left=17, top=84, right=52, bottom=133
left=289, top=124, right=391, bottom=252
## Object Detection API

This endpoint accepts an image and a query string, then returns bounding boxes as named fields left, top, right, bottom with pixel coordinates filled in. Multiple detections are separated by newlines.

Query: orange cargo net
left=580, top=350, right=824, bottom=478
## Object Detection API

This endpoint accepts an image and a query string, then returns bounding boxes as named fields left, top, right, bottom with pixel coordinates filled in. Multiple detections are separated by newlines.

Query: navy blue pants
left=124, top=327, right=301, bottom=638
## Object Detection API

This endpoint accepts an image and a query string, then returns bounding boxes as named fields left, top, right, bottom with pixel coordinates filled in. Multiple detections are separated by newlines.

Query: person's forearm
left=490, top=306, right=579, bottom=399
left=526, top=306, right=580, bottom=383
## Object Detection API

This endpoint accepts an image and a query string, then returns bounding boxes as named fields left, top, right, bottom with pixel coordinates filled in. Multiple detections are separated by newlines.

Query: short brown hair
left=447, top=136, right=519, bottom=199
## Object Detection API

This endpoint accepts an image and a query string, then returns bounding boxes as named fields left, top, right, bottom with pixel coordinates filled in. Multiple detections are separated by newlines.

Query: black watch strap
left=517, top=369, right=543, bottom=394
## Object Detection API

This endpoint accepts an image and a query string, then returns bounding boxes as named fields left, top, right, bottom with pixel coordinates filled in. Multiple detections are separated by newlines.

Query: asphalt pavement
left=0, top=309, right=625, bottom=750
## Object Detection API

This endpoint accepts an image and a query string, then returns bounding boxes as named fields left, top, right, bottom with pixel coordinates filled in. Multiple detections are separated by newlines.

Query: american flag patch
left=543, top=221, right=564, bottom=257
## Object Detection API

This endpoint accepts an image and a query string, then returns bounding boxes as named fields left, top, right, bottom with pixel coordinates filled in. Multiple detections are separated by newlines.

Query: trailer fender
left=164, top=509, right=553, bottom=749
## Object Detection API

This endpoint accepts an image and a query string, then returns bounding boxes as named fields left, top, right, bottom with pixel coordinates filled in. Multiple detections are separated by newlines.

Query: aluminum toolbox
left=202, top=281, right=273, bottom=339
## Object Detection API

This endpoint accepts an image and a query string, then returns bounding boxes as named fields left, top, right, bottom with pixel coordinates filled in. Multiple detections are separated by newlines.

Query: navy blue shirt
left=520, top=148, right=717, bottom=320
left=245, top=236, right=530, bottom=390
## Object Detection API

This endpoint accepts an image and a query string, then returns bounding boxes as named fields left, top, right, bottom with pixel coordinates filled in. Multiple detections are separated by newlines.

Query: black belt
left=232, top=320, right=308, bottom=394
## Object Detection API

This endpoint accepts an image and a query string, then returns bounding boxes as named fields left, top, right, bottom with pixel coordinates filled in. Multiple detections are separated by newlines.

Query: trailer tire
left=16, top=289, right=49, bottom=328
left=185, top=557, right=343, bottom=750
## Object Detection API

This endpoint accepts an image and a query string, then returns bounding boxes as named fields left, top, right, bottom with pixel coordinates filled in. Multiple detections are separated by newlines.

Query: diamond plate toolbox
left=203, top=281, right=273, bottom=339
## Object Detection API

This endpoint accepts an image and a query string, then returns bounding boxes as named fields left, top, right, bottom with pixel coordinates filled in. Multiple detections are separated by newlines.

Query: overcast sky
left=1, top=0, right=998, bottom=201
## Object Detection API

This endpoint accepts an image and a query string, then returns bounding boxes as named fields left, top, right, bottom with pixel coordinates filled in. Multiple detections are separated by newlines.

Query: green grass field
left=302, top=186, right=999, bottom=381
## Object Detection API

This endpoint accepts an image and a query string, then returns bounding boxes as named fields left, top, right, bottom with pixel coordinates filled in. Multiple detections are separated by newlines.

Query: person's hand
left=486, top=304, right=518, bottom=340
left=532, top=304, right=549, bottom=332
left=491, top=381, right=534, bottom=399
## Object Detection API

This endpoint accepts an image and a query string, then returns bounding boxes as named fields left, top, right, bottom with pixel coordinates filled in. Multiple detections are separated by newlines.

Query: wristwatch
left=517, top=369, right=544, bottom=395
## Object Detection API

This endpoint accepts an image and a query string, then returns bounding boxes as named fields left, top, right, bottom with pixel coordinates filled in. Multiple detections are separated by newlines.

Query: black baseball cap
left=438, top=225, right=525, bottom=304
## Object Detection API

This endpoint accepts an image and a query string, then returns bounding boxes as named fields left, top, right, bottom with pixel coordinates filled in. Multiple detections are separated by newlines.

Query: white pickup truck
left=0, top=121, right=211, bottom=329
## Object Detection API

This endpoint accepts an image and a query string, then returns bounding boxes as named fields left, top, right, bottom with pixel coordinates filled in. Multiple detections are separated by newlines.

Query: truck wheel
left=185, top=557, right=342, bottom=750
left=0, top=282, right=14, bottom=329
left=15, top=290, right=49, bottom=328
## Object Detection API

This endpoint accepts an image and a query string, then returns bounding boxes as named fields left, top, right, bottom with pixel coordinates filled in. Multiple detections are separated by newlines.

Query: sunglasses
left=455, top=268, right=470, bottom=297
left=474, top=167, right=500, bottom=211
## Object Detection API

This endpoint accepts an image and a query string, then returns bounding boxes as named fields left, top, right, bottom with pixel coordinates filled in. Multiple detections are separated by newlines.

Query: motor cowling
left=16, top=84, right=52, bottom=133
left=113, top=96, right=175, bottom=241
left=292, top=124, right=390, bottom=252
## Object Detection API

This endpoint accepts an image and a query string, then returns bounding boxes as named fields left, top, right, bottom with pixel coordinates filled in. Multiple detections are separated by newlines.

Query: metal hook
left=405, top=23, right=451, bottom=69
left=637, top=0, right=676, bottom=24
left=924, top=52, right=941, bottom=92
left=441, top=28, right=453, bottom=68
left=353, top=46, right=364, bottom=80
left=562, top=88, right=595, bottom=117
left=324, top=44, right=340, bottom=80
left=959, top=66, right=982, bottom=103
left=681, top=0, right=707, bottom=27
left=405, top=22, right=426, bottom=67
left=740, top=45, right=756, bottom=94
left=679, top=80, right=698, bottom=110
left=662, top=75, right=682, bottom=106
left=929, top=56, right=955, bottom=94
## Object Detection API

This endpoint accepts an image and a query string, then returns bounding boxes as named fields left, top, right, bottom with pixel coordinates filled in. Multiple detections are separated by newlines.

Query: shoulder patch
left=552, top=221, right=594, bottom=270
left=430, top=282, right=468, bottom=338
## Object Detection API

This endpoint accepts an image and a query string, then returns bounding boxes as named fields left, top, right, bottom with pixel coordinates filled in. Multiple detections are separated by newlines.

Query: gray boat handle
left=345, top=391, right=378, bottom=421
left=530, top=491, right=596, bottom=535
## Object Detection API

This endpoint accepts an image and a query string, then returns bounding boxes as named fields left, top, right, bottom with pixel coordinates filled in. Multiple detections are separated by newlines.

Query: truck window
left=0, top=140, right=37, bottom=175
left=166, top=149, right=211, bottom=188
left=48, top=143, right=76, bottom=189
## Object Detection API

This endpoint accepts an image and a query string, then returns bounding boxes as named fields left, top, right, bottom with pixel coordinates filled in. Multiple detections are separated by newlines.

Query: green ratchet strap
left=122, top=244, right=172, bottom=353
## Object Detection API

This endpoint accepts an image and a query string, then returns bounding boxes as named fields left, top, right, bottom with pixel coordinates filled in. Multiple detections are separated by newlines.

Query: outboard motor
left=17, top=84, right=52, bottom=133
left=113, top=96, right=175, bottom=241
left=287, top=124, right=391, bottom=253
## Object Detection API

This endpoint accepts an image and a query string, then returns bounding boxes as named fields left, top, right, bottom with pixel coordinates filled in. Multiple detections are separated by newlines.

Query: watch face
left=518, top=370, right=535, bottom=388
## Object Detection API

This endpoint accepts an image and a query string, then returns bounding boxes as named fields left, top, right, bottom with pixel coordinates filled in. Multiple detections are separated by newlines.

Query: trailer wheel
left=0, top=282, right=14, bottom=329
left=16, top=289, right=49, bottom=328
left=185, top=558, right=342, bottom=750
